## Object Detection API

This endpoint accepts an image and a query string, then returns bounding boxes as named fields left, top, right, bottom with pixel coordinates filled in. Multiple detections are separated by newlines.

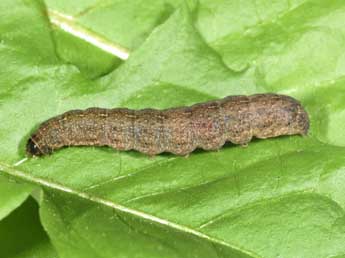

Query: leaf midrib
left=47, top=9, right=130, bottom=60
left=0, top=161, right=261, bottom=258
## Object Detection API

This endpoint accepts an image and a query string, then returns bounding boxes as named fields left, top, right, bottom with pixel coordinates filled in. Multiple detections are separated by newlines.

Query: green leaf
left=194, top=0, right=345, bottom=146
left=39, top=189, right=255, bottom=258
left=0, top=196, right=58, bottom=258
left=1, top=1, right=345, bottom=258
left=195, top=0, right=345, bottom=93
left=44, top=0, right=191, bottom=78
left=0, top=0, right=54, bottom=220
left=0, top=175, right=33, bottom=220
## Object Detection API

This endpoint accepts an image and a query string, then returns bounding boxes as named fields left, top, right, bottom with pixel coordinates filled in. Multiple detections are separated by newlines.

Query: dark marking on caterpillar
left=26, top=94, right=309, bottom=157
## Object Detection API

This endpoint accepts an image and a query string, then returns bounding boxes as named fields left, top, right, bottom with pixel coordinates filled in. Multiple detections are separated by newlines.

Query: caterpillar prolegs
left=27, top=94, right=309, bottom=156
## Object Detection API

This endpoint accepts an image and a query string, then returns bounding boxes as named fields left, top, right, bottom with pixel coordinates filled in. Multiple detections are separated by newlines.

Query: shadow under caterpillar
left=27, top=94, right=309, bottom=157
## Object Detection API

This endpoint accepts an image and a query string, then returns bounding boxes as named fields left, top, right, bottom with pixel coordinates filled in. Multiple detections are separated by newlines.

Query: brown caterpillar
left=26, top=94, right=309, bottom=156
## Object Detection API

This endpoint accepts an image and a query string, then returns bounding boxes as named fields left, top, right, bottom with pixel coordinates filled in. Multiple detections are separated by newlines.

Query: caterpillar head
left=26, top=136, right=52, bottom=156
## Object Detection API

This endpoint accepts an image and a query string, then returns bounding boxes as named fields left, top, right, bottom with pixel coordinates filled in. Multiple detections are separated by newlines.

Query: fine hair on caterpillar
left=26, top=93, right=309, bottom=157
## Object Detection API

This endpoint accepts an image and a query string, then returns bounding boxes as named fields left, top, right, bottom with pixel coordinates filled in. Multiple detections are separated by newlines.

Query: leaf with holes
left=1, top=0, right=345, bottom=258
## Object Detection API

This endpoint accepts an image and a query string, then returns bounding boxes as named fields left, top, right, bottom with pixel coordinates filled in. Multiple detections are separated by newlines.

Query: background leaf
left=194, top=0, right=345, bottom=146
left=0, top=175, right=33, bottom=220
left=0, top=197, right=58, bottom=258
left=0, top=0, right=59, bottom=219
left=1, top=0, right=345, bottom=258
left=44, top=0, right=193, bottom=78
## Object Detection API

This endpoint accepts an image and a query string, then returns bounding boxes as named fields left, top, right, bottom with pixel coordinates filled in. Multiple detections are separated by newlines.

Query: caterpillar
left=26, top=94, right=309, bottom=157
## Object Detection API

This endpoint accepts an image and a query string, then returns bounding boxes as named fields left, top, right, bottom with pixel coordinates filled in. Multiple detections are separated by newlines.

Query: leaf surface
left=44, top=0, right=189, bottom=77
